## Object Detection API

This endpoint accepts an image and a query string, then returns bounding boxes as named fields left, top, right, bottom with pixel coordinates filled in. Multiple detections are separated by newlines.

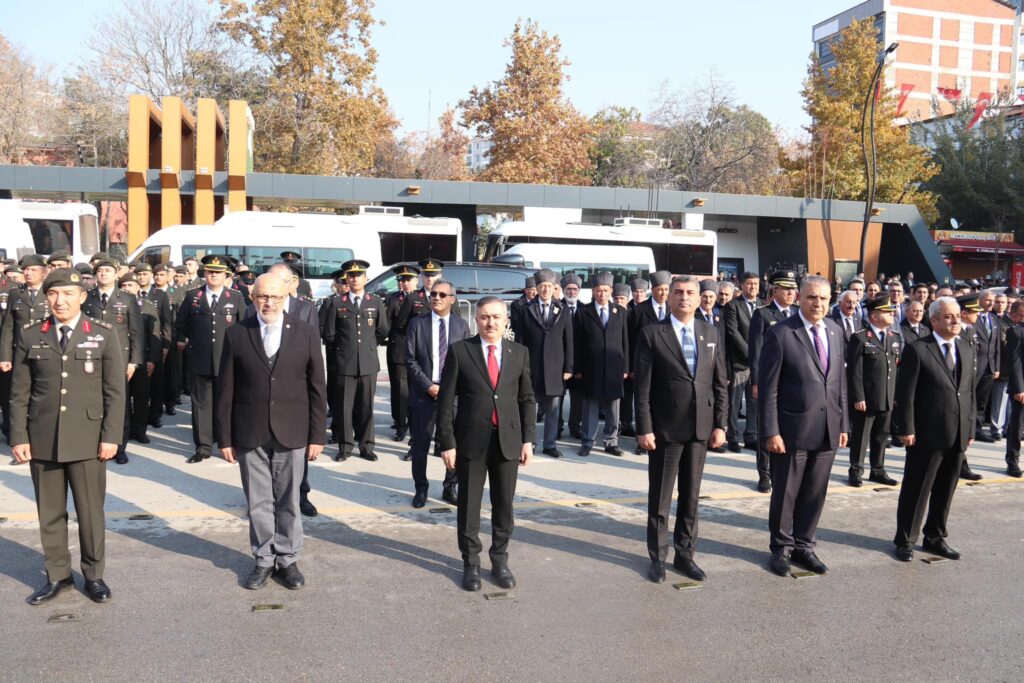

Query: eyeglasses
left=429, top=292, right=451, bottom=299
left=254, top=295, right=286, bottom=304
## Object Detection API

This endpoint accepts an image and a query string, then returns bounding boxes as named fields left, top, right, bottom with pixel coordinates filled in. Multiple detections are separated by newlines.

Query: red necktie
left=487, top=344, right=499, bottom=426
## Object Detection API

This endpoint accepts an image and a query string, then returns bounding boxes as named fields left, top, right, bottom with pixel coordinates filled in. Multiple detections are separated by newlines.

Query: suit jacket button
left=494, top=395, right=498, bottom=400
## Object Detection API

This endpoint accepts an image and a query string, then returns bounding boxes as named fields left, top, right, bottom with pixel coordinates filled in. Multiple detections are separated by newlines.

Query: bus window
left=303, top=247, right=355, bottom=278
left=371, top=274, right=398, bottom=296
left=26, top=219, right=72, bottom=255
left=242, top=246, right=294, bottom=274
left=183, top=246, right=223, bottom=263
left=143, top=246, right=170, bottom=266
left=667, top=244, right=715, bottom=276
left=79, top=214, right=100, bottom=257
left=379, top=233, right=456, bottom=265
left=476, top=268, right=523, bottom=294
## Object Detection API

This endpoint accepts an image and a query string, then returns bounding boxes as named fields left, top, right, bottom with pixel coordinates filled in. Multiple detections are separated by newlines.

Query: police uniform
left=320, top=259, right=390, bottom=460
left=10, top=269, right=126, bottom=604
left=173, top=255, right=239, bottom=462
left=280, top=250, right=314, bottom=301
left=0, top=256, right=53, bottom=438
left=845, top=296, right=902, bottom=486
left=385, top=264, right=428, bottom=441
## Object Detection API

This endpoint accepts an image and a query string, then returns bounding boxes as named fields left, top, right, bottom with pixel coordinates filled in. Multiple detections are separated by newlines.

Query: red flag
left=969, top=92, right=992, bottom=129
left=937, top=87, right=962, bottom=101
left=897, top=84, right=914, bottom=115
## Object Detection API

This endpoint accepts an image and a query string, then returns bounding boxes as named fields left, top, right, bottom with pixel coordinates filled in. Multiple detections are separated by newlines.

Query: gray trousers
left=582, top=397, right=620, bottom=449
left=537, top=395, right=561, bottom=450
left=728, top=368, right=757, bottom=444
left=238, top=442, right=305, bottom=568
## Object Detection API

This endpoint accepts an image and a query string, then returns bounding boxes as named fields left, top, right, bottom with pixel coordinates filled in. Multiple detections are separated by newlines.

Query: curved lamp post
left=859, top=42, right=899, bottom=277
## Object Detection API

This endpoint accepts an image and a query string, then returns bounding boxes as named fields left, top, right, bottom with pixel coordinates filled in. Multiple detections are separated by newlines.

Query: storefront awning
left=939, top=239, right=1024, bottom=255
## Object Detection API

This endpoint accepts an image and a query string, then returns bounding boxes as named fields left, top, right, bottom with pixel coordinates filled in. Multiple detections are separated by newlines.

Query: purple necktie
left=813, top=324, right=828, bottom=373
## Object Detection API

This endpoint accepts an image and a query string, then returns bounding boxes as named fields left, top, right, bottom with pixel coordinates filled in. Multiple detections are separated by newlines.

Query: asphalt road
left=1, top=387, right=1022, bottom=681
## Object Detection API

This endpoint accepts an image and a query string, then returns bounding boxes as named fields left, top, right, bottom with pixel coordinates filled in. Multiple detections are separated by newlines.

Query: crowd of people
left=1, top=249, right=1017, bottom=600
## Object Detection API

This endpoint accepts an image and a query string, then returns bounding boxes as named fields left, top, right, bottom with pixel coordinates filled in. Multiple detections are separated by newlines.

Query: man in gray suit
left=759, top=275, right=848, bottom=577
left=216, top=274, right=327, bottom=590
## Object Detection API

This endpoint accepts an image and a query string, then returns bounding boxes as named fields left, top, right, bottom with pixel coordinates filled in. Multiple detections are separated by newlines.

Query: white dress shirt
left=53, top=313, right=82, bottom=348
left=431, top=312, right=450, bottom=383
left=480, top=336, right=502, bottom=370
left=257, top=314, right=283, bottom=358
left=205, top=286, right=225, bottom=307
left=798, top=311, right=829, bottom=359
left=933, top=332, right=958, bottom=366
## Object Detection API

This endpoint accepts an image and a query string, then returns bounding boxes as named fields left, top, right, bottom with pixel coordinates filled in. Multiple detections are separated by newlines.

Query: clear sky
left=2, top=0, right=858, bottom=137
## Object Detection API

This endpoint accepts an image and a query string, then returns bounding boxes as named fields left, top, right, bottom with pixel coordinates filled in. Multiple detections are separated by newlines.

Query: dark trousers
left=128, top=368, right=151, bottom=440
left=30, top=458, right=106, bottom=581
left=0, top=368, right=10, bottom=435
left=334, top=374, right=377, bottom=455
left=768, top=446, right=835, bottom=553
left=409, top=396, right=457, bottom=493
left=620, top=378, right=634, bottom=431
left=729, top=369, right=757, bottom=444
left=647, top=440, right=707, bottom=562
left=387, top=358, right=408, bottom=431
left=189, top=373, right=216, bottom=456
left=558, top=386, right=584, bottom=435
left=116, top=377, right=133, bottom=456
left=456, top=430, right=518, bottom=567
left=974, top=370, right=994, bottom=433
left=894, top=445, right=963, bottom=547
left=325, top=345, right=337, bottom=417
left=847, top=409, right=892, bottom=476
left=1006, top=398, right=1024, bottom=464
left=163, top=345, right=181, bottom=409
left=148, top=353, right=165, bottom=423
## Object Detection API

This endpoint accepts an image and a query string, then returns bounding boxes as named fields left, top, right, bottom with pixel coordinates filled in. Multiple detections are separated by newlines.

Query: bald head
left=253, top=273, right=288, bottom=324
left=268, top=263, right=298, bottom=296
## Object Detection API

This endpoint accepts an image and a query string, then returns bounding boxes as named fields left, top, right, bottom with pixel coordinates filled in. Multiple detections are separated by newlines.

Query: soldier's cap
left=330, top=269, right=347, bottom=281
left=174, top=265, right=188, bottom=274
left=341, top=259, right=370, bottom=276
left=591, top=271, right=615, bottom=288
left=561, top=273, right=582, bottom=288
left=535, top=268, right=558, bottom=285
left=966, top=278, right=981, bottom=288
left=524, top=276, right=537, bottom=289
left=20, top=254, right=46, bottom=269
left=956, top=293, right=983, bottom=312
left=5, top=266, right=22, bottom=275
left=118, top=272, right=139, bottom=286
left=46, top=250, right=71, bottom=264
left=629, top=278, right=649, bottom=291
left=280, top=250, right=302, bottom=263
left=89, top=252, right=109, bottom=263
left=864, top=295, right=895, bottom=314
left=42, top=268, right=85, bottom=293
left=418, top=259, right=444, bottom=273
left=699, top=280, right=719, bottom=294
left=134, top=262, right=153, bottom=273
left=93, top=259, right=119, bottom=272
left=649, top=270, right=672, bottom=287
left=238, top=271, right=257, bottom=286
left=612, top=283, right=632, bottom=298
left=770, top=270, right=798, bottom=288
left=392, top=264, right=421, bottom=279
left=200, top=254, right=230, bottom=273
left=1, top=258, right=16, bottom=266
left=1004, top=286, right=1019, bottom=296
left=74, top=263, right=93, bottom=275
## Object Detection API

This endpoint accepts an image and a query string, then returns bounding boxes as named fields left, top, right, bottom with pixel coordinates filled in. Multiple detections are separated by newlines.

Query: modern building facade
left=465, top=137, right=494, bottom=173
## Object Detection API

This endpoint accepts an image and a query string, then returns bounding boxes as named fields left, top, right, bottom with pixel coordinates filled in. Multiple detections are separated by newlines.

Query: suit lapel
left=495, top=339, right=515, bottom=391
left=925, top=336, right=957, bottom=387
left=791, top=321, right=825, bottom=377
left=467, top=335, right=491, bottom=386
left=656, top=319, right=690, bottom=376
left=246, top=318, right=272, bottom=368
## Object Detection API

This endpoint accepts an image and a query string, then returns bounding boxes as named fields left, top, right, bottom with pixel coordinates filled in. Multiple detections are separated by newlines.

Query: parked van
left=0, top=200, right=36, bottom=262
left=0, top=199, right=98, bottom=264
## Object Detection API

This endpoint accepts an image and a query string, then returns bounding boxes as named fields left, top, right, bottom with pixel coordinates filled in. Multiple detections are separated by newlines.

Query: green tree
left=460, top=19, right=594, bottom=185
left=790, top=18, right=938, bottom=222
left=590, top=106, right=658, bottom=188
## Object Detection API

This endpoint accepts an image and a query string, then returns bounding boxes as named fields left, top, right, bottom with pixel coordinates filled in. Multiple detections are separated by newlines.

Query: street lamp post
left=859, top=42, right=899, bottom=278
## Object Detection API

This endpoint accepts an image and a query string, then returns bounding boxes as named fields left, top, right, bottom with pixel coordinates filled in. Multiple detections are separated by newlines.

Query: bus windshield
left=182, top=246, right=355, bottom=278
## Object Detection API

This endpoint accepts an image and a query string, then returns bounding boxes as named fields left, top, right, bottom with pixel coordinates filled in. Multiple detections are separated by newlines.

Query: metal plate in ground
left=873, top=487, right=894, bottom=492
left=128, top=513, right=154, bottom=520
left=483, top=591, right=514, bottom=601
left=428, top=508, right=451, bottom=514
left=921, top=556, right=949, bottom=564
left=47, top=613, right=80, bottom=623
left=252, top=604, right=285, bottom=612
left=673, top=582, right=702, bottom=591
left=790, top=570, right=819, bottom=579
left=575, top=502, right=597, bottom=508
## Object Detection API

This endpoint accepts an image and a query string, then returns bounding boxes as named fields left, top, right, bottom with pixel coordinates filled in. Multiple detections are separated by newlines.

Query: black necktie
left=28, top=289, right=38, bottom=305
left=211, top=294, right=218, bottom=309
left=100, top=292, right=108, bottom=307
left=59, top=325, right=70, bottom=353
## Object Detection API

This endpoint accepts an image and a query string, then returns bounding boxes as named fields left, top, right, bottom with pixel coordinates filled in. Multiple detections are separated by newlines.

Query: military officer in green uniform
left=386, top=264, right=427, bottom=442
left=82, top=259, right=145, bottom=464
left=319, top=269, right=347, bottom=438
left=320, top=259, right=390, bottom=461
left=11, top=268, right=126, bottom=605
left=119, top=272, right=162, bottom=445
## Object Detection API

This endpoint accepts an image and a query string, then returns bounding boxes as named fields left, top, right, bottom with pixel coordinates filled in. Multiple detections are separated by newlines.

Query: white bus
left=483, top=216, right=718, bottom=279
left=1, top=200, right=101, bottom=264
left=0, top=200, right=35, bottom=262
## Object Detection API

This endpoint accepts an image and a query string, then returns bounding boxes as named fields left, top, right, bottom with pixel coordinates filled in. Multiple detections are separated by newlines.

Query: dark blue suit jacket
left=405, top=312, right=470, bottom=402
left=758, top=313, right=848, bottom=452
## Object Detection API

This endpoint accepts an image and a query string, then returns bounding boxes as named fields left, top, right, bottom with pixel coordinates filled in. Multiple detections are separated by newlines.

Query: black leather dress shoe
left=605, top=445, right=624, bottom=456
left=148, top=418, right=163, bottom=428
left=244, top=565, right=274, bottom=590
left=115, top=452, right=129, bottom=465
left=395, top=428, right=407, bottom=441
left=672, top=556, right=706, bottom=581
left=744, top=442, right=758, bottom=451
left=569, top=429, right=584, bottom=440
left=333, top=451, right=350, bottom=462
left=991, top=430, right=1002, bottom=441
left=441, top=485, right=458, bottom=506
left=710, top=446, right=726, bottom=453
left=1008, top=461, right=1023, bottom=478
left=974, top=432, right=995, bottom=443
left=401, top=450, right=412, bottom=462
left=895, top=545, right=914, bottom=562
left=543, top=447, right=563, bottom=459
left=359, top=451, right=378, bottom=462
left=165, top=406, right=176, bottom=416
left=848, top=475, right=863, bottom=487
left=756, top=474, right=772, bottom=493
left=299, top=498, right=318, bottom=517
left=922, top=538, right=961, bottom=560
left=648, top=560, right=666, bottom=583
left=277, top=563, right=305, bottom=590
left=492, top=564, right=516, bottom=589
left=412, top=490, right=427, bottom=508
left=769, top=553, right=791, bottom=577
left=462, top=565, right=481, bottom=592
left=135, top=435, right=151, bottom=444
left=959, top=466, right=982, bottom=481
left=869, top=471, right=898, bottom=486
left=791, top=549, right=828, bottom=574
left=578, top=447, right=590, bottom=457
left=620, top=426, right=637, bottom=437
left=84, top=579, right=111, bottom=603
left=727, top=441, right=742, bottom=453
left=27, top=576, right=74, bottom=605
left=186, top=453, right=208, bottom=464
left=327, top=434, right=338, bottom=444
left=635, top=447, right=648, bottom=456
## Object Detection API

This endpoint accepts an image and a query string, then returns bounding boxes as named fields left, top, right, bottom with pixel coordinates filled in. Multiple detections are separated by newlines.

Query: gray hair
left=718, top=281, right=735, bottom=292
left=800, top=275, right=830, bottom=293
left=431, top=278, right=457, bottom=297
left=839, top=290, right=859, bottom=304
left=670, top=275, right=700, bottom=289
left=928, top=295, right=958, bottom=319
left=848, top=278, right=865, bottom=288
left=267, top=263, right=295, bottom=283
left=476, top=295, right=505, bottom=313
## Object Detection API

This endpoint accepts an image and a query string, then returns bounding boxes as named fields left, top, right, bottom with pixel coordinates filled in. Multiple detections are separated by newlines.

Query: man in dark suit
left=722, top=271, right=760, bottom=454
left=11, top=268, right=126, bottom=605
left=385, top=265, right=427, bottom=442
left=1002, top=299, right=1024, bottom=477
left=990, top=290, right=1011, bottom=438
left=509, top=276, right=536, bottom=341
left=845, top=296, right=902, bottom=487
left=517, top=268, right=573, bottom=459
left=759, top=275, right=848, bottom=576
left=627, top=270, right=672, bottom=455
left=970, top=289, right=1001, bottom=444
left=635, top=275, right=728, bottom=583
left=575, top=271, right=629, bottom=457
left=558, top=274, right=585, bottom=440
left=892, top=296, right=975, bottom=561
left=829, top=290, right=864, bottom=344
left=696, top=280, right=722, bottom=327
left=405, top=278, right=469, bottom=507
left=174, top=254, right=241, bottom=463
left=437, top=296, right=535, bottom=592
left=748, top=271, right=799, bottom=492
left=900, top=300, right=928, bottom=341
left=215, top=274, right=327, bottom=590
left=135, top=263, right=172, bottom=429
